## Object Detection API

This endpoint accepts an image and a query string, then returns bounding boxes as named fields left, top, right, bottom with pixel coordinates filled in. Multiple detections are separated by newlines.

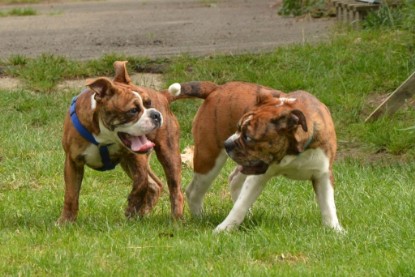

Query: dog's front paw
left=213, top=222, right=238, bottom=234
left=332, top=224, right=346, bottom=234
left=56, top=211, right=77, bottom=225
left=325, top=221, right=346, bottom=234
left=185, top=195, right=203, bottom=216
left=188, top=202, right=203, bottom=217
left=186, top=195, right=204, bottom=216
left=56, top=217, right=74, bottom=226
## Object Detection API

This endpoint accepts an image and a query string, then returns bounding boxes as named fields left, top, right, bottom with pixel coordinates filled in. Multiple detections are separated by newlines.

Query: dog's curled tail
left=167, top=81, right=218, bottom=101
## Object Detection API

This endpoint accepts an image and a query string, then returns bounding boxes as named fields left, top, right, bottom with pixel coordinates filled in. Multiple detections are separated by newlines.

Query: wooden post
left=332, top=0, right=381, bottom=25
left=365, top=71, right=415, bottom=122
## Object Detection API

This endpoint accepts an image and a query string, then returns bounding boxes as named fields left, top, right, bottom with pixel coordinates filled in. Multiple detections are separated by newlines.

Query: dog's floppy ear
left=271, top=109, right=307, bottom=132
left=256, top=90, right=275, bottom=105
left=256, top=88, right=285, bottom=105
left=113, top=60, right=132, bottom=84
left=86, top=77, right=115, bottom=101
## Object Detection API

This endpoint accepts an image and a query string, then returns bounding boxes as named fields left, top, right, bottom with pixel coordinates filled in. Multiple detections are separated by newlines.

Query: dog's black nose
left=150, top=110, right=162, bottom=124
left=224, top=138, right=235, bottom=153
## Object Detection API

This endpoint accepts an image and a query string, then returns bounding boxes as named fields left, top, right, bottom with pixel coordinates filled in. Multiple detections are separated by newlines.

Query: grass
left=0, top=7, right=36, bottom=16
left=1, top=29, right=415, bottom=275
left=5, top=53, right=169, bottom=92
left=363, top=0, right=415, bottom=32
left=0, top=0, right=89, bottom=3
left=0, top=0, right=40, bottom=4
left=166, top=30, right=415, bottom=155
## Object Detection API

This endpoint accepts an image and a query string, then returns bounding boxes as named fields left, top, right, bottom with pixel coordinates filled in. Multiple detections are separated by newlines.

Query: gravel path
left=0, top=0, right=335, bottom=60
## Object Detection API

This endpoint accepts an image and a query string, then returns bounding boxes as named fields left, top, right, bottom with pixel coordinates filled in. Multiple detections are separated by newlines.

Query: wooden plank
left=365, top=71, right=415, bottom=122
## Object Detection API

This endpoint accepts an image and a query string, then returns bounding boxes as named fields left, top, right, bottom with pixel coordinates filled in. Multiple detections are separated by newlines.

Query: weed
left=8, top=7, right=36, bottom=16
left=14, top=54, right=79, bottom=92
left=2, top=0, right=40, bottom=3
left=0, top=7, right=37, bottom=17
left=363, top=0, right=415, bottom=32
left=8, top=55, right=28, bottom=66
left=278, top=0, right=331, bottom=17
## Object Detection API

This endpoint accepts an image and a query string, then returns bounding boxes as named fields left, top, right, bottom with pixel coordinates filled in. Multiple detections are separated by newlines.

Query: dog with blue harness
left=58, top=61, right=184, bottom=223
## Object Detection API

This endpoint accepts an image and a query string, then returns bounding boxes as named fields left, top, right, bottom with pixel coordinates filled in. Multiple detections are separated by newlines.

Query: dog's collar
left=300, top=124, right=315, bottom=153
left=70, top=93, right=118, bottom=171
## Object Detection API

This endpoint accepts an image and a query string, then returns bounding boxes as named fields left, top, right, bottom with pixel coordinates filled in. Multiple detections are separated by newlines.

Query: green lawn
left=0, top=29, right=414, bottom=276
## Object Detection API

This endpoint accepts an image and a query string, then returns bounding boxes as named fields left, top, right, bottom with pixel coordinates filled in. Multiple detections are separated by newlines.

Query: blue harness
left=70, top=95, right=118, bottom=171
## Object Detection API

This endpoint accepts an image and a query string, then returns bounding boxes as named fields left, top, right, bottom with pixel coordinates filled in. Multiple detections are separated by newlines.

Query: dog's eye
left=243, top=133, right=253, bottom=143
left=127, top=107, right=140, bottom=115
left=143, top=99, right=152, bottom=108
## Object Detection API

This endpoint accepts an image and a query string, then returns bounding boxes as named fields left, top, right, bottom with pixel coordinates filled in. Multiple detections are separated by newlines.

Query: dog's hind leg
left=186, top=150, right=228, bottom=216
left=312, top=172, right=344, bottom=232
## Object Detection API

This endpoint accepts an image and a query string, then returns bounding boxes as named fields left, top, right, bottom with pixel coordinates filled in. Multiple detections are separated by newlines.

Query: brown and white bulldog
left=58, top=61, right=183, bottom=224
left=168, top=81, right=343, bottom=232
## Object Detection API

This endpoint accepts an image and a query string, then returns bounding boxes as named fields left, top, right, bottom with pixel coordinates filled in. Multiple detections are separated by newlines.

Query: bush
left=363, top=0, right=415, bottom=32
left=278, top=0, right=333, bottom=17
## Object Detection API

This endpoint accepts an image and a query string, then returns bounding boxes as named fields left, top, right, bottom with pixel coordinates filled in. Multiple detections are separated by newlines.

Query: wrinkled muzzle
left=224, top=135, right=269, bottom=175
left=117, top=109, right=163, bottom=154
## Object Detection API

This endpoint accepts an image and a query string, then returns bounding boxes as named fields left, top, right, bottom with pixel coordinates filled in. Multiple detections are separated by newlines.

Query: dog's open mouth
left=118, top=132, right=155, bottom=153
left=240, top=160, right=269, bottom=175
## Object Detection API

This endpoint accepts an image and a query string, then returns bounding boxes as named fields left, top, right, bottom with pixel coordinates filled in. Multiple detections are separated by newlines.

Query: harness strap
left=98, top=145, right=116, bottom=171
left=301, top=123, right=315, bottom=152
left=70, top=97, right=99, bottom=145
left=70, top=95, right=117, bottom=171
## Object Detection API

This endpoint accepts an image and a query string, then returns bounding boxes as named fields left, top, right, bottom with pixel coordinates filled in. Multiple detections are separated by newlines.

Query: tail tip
left=168, top=83, right=181, bottom=96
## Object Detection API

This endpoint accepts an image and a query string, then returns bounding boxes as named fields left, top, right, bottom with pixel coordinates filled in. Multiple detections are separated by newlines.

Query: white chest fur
left=82, top=143, right=122, bottom=168
left=82, top=119, right=122, bottom=168
left=267, top=148, right=330, bottom=180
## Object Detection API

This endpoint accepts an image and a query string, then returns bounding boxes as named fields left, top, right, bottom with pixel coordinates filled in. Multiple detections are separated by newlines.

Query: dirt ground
left=0, top=0, right=336, bottom=60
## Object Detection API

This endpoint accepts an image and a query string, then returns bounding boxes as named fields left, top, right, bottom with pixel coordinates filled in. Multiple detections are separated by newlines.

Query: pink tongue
left=130, top=136, right=155, bottom=152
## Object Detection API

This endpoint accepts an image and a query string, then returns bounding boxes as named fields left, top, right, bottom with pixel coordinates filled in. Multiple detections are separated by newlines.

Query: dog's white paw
left=187, top=199, right=203, bottom=216
left=213, top=222, right=238, bottom=234
left=333, top=225, right=347, bottom=234
left=328, top=223, right=346, bottom=234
